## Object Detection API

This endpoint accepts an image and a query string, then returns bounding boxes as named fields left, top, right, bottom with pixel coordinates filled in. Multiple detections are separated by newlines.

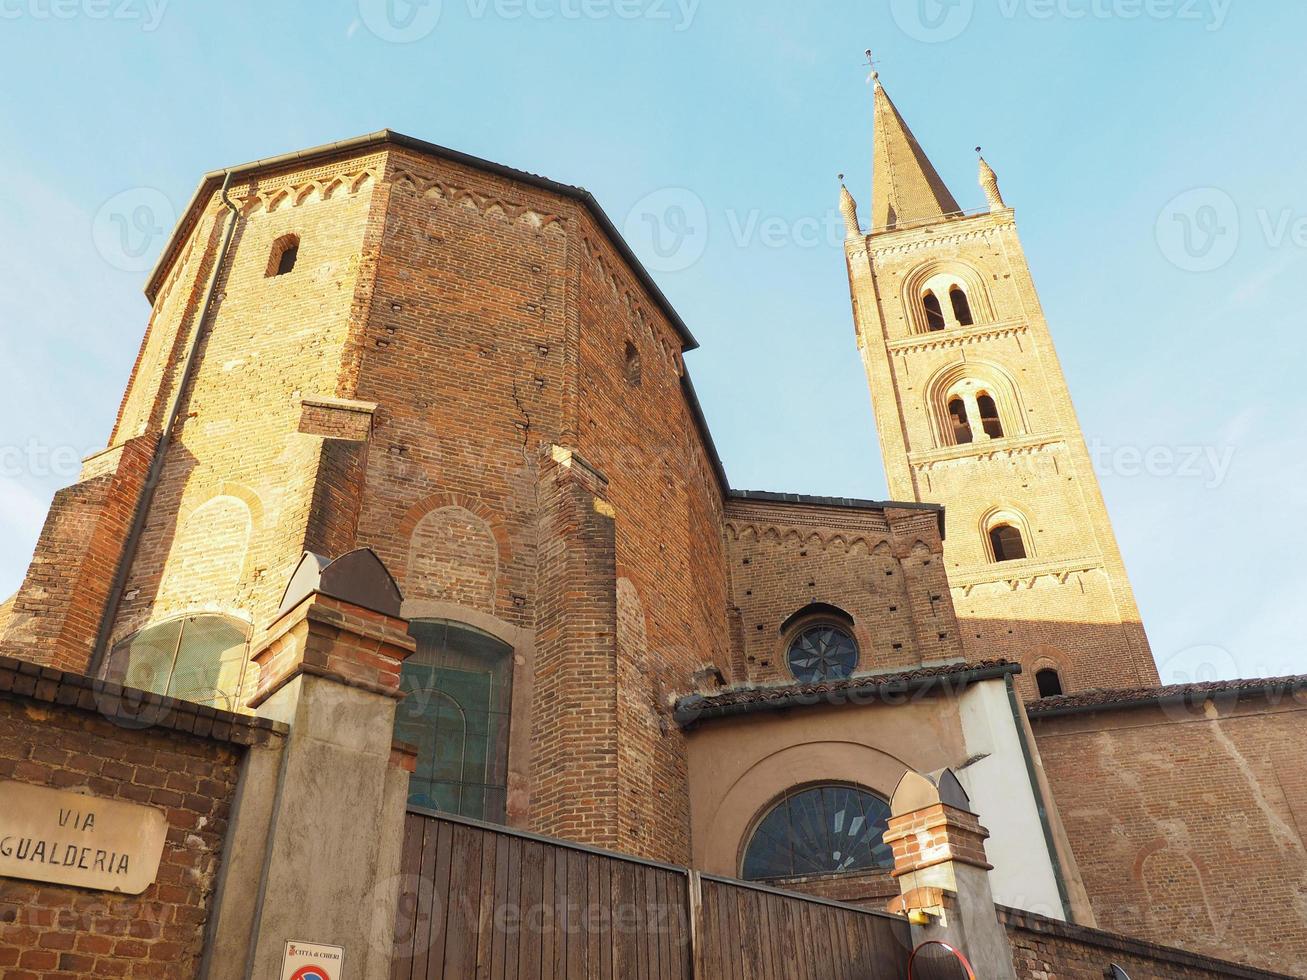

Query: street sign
left=280, top=940, right=344, bottom=980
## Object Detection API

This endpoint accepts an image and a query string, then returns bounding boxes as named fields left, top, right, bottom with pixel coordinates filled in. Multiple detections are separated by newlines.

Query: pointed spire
left=838, top=174, right=863, bottom=240
left=976, top=147, right=1007, bottom=211
left=870, top=73, right=962, bottom=231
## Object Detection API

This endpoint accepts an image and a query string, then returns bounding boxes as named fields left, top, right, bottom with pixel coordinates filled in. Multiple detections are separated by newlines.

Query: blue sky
left=1, top=0, right=1303, bottom=684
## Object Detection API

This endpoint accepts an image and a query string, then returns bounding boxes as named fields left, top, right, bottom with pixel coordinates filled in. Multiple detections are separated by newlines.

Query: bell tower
left=841, top=74, right=1157, bottom=695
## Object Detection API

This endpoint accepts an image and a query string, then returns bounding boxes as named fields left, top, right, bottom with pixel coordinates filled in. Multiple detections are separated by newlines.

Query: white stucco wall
left=956, top=678, right=1065, bottom=920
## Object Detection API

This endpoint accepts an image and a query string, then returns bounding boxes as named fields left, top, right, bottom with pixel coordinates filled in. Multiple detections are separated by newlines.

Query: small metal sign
left=280, top=940, right=344, bottom=980
left=0, top=781, right=167, bottom=895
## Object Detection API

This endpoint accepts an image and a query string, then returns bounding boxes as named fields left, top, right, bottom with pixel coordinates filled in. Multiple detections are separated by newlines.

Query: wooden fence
left=391, top=808, right=911, bottom=979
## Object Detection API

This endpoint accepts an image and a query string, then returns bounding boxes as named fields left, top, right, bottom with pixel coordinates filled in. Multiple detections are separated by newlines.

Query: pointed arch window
left=950, top=286, right=974, bottom=326
left=977, top=393, right=1004, bottom=439
left=989, top=524, right=1027, bottom=563
left=948, top=397, right=973, bottom=444
left=923, top=291, right=947, bottom=331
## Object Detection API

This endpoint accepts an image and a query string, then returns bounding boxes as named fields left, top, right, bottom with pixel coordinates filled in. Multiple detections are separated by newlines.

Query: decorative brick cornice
left=866, top=211, right=1017, bottom=256
left=950, top=556, right=1106, bottom=594
left=909, top=435, right=1066, bottom=470
left=389, top=166, right=568, bottom=234
left=888, top=319, right=1029, bottom=356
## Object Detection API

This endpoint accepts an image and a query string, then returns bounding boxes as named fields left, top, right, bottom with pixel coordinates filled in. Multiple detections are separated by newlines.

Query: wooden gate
left=390, top=808, right=911, bottom=979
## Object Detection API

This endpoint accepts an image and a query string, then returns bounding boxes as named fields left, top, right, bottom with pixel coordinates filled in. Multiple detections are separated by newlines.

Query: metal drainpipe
left=87, top=171, right=241, bottom=676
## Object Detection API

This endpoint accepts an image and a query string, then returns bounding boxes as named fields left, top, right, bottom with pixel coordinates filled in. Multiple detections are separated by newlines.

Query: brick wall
left=1030, top=691, right=1307, bottom=977
left=0, top=658, right=282, bottom=978
left=724, top=497, right=959, bottom=686
left=106, top=153, right=389, bottom=650
left=0, top=436, right=155, bottom=672
left=1001, top=907, right=1296, bottom=980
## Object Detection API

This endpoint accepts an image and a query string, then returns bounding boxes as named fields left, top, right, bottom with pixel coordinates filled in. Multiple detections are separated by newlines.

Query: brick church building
left=2, top=74, right=1305, bottom=978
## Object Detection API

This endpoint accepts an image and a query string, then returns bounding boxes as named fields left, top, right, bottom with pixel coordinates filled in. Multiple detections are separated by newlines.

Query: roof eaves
left=143, top=130, right=698, bottom=351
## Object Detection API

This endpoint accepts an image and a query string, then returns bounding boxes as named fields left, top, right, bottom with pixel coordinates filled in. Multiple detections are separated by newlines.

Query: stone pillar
left=883, top=769, right=1018, bottom=980
left=201, top=550, right=415, bottom=980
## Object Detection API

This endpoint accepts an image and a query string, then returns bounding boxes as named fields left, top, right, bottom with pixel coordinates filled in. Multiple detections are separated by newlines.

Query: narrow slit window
left=624, top=340, right=642, bottom=386
left=923, top=291, right=947, bottom=331
left=948, top=397, right=973, bottom=445
left=267, top=235, right=300, bottom=277
left=950, top=287, right=974, bottom=326
left=989, top=524, right=1027, bottom=563
left=977, top=393, right=1004, bottom=439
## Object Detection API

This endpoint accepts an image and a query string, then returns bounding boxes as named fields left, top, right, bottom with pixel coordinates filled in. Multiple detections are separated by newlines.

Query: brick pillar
left=0, top=435, right=156, bottom=672
left=201, top=553, right=414, bottom=980
left=885, top=506, right=959, bottom=665
left=530, top=444, right=620, bottom=848
left=883, top=768, right=1017, bottom=980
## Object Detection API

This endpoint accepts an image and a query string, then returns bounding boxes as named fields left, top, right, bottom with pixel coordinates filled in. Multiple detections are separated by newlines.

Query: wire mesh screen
left=107, top=615, right=250, bottom=712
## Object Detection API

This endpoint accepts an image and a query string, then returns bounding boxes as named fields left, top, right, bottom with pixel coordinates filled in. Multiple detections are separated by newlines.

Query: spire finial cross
left=865, top=49, right=880, bottom=85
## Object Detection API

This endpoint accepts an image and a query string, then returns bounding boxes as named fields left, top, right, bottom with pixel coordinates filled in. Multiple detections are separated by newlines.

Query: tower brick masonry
left=844, top=78, right=1158, bottom=697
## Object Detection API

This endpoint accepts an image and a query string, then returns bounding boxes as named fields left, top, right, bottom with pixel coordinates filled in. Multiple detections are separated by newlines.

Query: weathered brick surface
left=0, top=436, right=155, bottom=672
left=724, top=497, right=959, bottom=685
left=104, top=154, right=390, bottom=650
left=1031, top=694, right=1307, bottom=977
left=1001, top=907, right=1297, bottom=980
left=0, top=678, right=261, bottom=977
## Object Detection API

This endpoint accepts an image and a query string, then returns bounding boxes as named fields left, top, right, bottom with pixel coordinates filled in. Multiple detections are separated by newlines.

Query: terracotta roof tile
left=1027, top=674, right=1307, bottom=718
left=674, top=659, right=1017, bottom=728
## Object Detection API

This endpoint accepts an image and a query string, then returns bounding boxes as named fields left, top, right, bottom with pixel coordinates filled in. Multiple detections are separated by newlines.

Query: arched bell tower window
left=1036, top=668, right=1064, bottom=698
left=977, top=393, right=1004, bottom=439
left=741, top=784, right=893, bottom=881
left=907, top=265, right=992, bottom=335
left=106, top=615, right=250, bottom=712
left=395, top=619, right=514, bottom=821
left=949, top=286, right=974, bottom=326
left=948, top=397, right=973, bottom=444
left=929, top=363, right=1026, bottom=449
left=923, top=291, right=946, bottom=331
left=989, top=524, right=1027, bottom=563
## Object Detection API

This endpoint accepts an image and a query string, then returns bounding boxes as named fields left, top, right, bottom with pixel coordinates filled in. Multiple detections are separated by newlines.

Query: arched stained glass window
left=787, top=624, right=858, bottom=684
left=395, top=620, right=514, bottom=822
left=106, top=615, right=250, bottom=712
left=741, top=784, right=893, bottom=881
